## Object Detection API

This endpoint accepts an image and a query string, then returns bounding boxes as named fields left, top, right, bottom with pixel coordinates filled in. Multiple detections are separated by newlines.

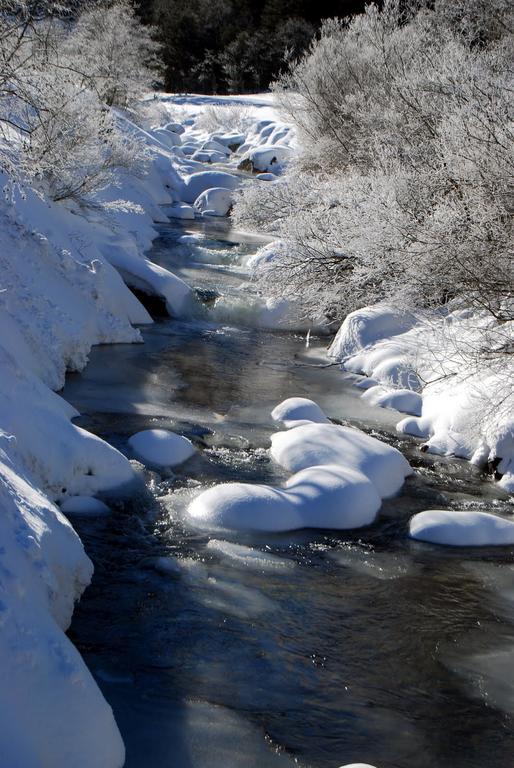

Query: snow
left=60, top=495, right=111, bottom=516
left=330, top=304, right=514, bottom=492
left=238, top=144, right=293, bottom=173
left=271, top=423, right=412, bottom=499
left=0, top=448, right=124, bottom=768
left=361, top=386, right=423, bottom=416
left=188, top=464, right=381, bottom=532
left=409, top=509, right=514, bottom=547
left=194, top=186, right=234, bottom=217
left=271, top=396, right=330, bottom=427
left=128, top=429, right=196, bottom=467
left=180, top=170, right=240, bottom=204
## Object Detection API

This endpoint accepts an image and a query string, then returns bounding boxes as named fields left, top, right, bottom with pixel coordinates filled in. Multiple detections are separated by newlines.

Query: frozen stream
left=63, top=217, right=514, bottom=768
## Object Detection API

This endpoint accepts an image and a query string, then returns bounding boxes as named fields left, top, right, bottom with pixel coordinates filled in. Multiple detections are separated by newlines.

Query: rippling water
left=64, top=218, right=514, bottom=768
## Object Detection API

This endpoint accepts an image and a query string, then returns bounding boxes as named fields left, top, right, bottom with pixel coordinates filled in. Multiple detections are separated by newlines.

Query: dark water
left=64, top=218, right=514, bottom=768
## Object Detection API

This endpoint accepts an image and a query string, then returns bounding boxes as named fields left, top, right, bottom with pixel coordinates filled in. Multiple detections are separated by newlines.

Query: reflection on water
left=65, top=219, right=514, bottom=768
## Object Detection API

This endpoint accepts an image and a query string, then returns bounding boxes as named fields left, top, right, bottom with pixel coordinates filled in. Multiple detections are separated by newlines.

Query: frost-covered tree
left=234, top=0, right=514, bottom=331
left=63, top=0, right=161, bottom=107
left=0, top=0, right=158, bottom=199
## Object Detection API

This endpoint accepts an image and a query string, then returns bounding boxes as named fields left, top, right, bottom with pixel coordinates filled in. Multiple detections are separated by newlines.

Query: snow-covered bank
left=328, top=304, right=514, bottom=495
left=0, top=92, right=294, bottom=766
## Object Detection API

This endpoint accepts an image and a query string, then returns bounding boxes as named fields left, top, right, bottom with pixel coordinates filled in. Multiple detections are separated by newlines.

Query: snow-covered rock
left=128, top=429, right=196, bottom=467
left=270, top=422, right=412, bottom=498
left=168, top=202, right=195, bottom=220
left=328, top=304, right=417, bottom=362
left=409, top=509, right=514, bottom=547
left=271, top=397, right=330, bottom=427
left=194, top=187, right=234, bottom=217
left=361, top=386, right=423, bottom=416
left=188, top=464, right=380, bottom=532
left=181, top=170, right=240, bottom=204
left=238, top=145, right=293, bottom=173
left=164, top=121, right=185, bottom=135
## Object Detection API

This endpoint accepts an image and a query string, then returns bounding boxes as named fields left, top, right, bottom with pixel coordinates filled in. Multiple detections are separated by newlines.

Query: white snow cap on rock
left=188, top=464, right=381, bottom=532
left=194, top=187, right=234, bottom=217
left=238, top=145, right=293, bottom=173
left=271, top=422, right=412, bottom=498
left=328, top=304, right=416, bottom=362
left=128, top=429, right=196, bottom=467
left=181, top=170, right=240, bottom=204
left=271, top=397, right=330, bottom=427
left=361, top=386, right=422, bottom=417
left=410, top=509, right=514, bottom=547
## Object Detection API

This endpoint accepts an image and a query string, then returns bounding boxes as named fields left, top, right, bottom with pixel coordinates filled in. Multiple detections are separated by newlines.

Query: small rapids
left=64, top=217, right=514, bottom=768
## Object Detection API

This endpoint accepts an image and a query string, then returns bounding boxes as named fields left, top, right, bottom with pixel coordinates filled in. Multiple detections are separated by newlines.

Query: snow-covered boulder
left=238, top=145, right=293, bottom=173
left=271, top=423, right=412, bottom=498
left=212, top=132, right=245, bottom=150
left=201, top=139, right=231, bottom=156
left=361, top=386, right=423, bottom=416
left=188, top=464, right=380, bottom=532
left=194, top=187, right=234, bottom=217
left=150, top=127, right=182, bottom=149
left=271, top=397, right=330, bottom=427
left=128, top=429, right=196, bottom=467
left=328, top=305, right=417, bottom=362
left=164, top=121, right=185, bottom=135
left=191, top=149, right=228, bottom=164
left=409, top=509, right=514, bottom=547
left=181, top=171, right=240, bottom=204
left=168, top=202, right=195, bottom=220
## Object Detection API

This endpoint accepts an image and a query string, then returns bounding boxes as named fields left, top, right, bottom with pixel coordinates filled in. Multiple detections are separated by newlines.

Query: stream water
left=63, top=216, right=514, bottom=768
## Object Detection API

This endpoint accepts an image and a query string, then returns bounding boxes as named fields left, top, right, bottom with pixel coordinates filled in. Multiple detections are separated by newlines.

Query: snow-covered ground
left=327, top=304, right=514, bottom=494
left=0, top=92, right=294, bottom=767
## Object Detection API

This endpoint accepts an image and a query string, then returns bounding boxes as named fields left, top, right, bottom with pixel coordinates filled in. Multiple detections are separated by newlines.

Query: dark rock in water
left=195, top=286, right=220, bottom=305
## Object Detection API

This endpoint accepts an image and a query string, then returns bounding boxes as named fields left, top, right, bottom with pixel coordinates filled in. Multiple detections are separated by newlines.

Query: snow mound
left=128, top=429, right=196, bottom=467
left=194, top=187, right=234, bottom=217
left=271, top=397, right=330, bottom=427
left=271, top=422, right=411, bottom=498
left=181, top=171, right=240, bottom=204
left=188, top=464, right=381, bottom=532
left=60, top=495, right=110, bottom=516
left=238, top=145, right=293, bottom=173
left=168, top=202, right=195, bottom=220
left=409, top=509, right=514, bottom=547
left=361, top=386, right=422, bottom=416
left=0, top=449, right=124, bottom=768
left=328, top=304, right=416, bottom=362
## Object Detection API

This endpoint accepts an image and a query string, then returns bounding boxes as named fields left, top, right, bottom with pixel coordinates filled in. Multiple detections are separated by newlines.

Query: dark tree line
left=135, top=0, right=369, bottom=93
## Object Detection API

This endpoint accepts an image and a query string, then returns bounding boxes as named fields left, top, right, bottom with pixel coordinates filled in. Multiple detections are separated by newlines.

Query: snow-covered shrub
left=234, top=0, right=514, bottom=330
left=196, top=103, right=252, bottom=134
